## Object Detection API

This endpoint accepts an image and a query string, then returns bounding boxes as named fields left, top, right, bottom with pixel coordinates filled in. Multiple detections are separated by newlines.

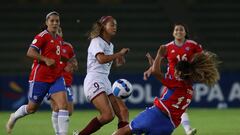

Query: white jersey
left=86, top=36, right=114, bottom=75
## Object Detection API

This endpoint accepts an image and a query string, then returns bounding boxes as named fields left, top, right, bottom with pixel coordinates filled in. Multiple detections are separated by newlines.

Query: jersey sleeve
left=30, top=35, right=46, bottom=51
left=68, top=44, right=75, bottom=59
left=195, top=43, right=203, bottom=53
left=89, top=38, right=105, bottom=57
left=190, top=40, right=203, bottom=53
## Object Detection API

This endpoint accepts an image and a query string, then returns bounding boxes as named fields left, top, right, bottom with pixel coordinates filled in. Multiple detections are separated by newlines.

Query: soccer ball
left=112, top=79, right=133, bottom=99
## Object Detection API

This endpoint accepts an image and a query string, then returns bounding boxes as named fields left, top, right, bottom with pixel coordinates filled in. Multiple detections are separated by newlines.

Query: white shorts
left=84, top=73, right=112, bottom=101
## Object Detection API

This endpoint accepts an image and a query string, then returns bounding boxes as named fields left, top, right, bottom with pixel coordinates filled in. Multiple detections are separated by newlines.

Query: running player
left=113, top=46, right=220, bottom=135
left=73, top=16, right=129, bottom=135
left=6, top=11, right=69, bottom=135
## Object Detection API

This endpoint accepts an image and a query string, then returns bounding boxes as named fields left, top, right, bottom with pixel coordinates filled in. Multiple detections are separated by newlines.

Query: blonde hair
left=88, top=22, right=103, bottom=39
left=190, top=51, right=220, bottom=86
left=88, top=16, right=114, bottom=39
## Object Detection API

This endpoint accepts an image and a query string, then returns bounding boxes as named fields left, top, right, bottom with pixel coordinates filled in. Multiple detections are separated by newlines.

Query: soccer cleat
left=186, top=128, right=197, bottom=135
left=6, top=113, right=17, bottom=134
left=72, top=130, right=79, bottom=135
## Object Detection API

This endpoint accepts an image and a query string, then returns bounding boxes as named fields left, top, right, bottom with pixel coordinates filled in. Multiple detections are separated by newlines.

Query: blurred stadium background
left=0, top=0, right=240, bottom=134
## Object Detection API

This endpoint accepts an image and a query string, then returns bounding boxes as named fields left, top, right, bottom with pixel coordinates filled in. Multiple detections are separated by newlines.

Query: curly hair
left=190, top=51, right=220, bottom=86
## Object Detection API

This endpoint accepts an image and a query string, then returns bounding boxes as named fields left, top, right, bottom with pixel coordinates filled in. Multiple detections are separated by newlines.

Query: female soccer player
left=74, top=16, right=129, bottom=135
left=146, top=23, right=203, bottom=135
left=6, top=11, right=69, bottom=135
left=50, top=27, right=78, bottom=135
left=113, top=46, right=220, bottom=135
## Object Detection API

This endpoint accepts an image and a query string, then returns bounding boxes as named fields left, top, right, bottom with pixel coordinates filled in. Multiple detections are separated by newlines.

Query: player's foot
left=186, top=128, right=197, bottom=135
left=72, top=130, right=79, bottom=135
left=6, top=113, right=16, bottom=134
left=112, top=131, right=117, bottom=135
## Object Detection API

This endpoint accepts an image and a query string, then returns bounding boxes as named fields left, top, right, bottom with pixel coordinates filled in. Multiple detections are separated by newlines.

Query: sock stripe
left=58, top=110, right=69, bottom=116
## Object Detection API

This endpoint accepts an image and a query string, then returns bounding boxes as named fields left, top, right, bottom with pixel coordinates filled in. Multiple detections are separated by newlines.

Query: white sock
left=13, top=105, right=29, bottom=120
left=181, top=112, right=191, bottom=133
left=52, top=111, right=59, bottom=135
left=58, top=110, right=69, bottom=135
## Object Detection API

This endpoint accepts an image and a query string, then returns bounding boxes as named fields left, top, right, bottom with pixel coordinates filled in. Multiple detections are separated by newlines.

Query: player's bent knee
left=101, top=112, right=115, bottom=123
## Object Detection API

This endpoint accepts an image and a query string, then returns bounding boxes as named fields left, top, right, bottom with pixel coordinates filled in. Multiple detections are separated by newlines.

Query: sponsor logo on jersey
left=62, top=49, right=67, bottom=53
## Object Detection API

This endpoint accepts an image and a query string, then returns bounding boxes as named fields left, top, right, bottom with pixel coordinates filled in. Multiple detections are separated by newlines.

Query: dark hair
left=175, top=61, right=192, bottom=80
left=40, top=11, right=60, bottom=31
left=87, top=16, right=115, bottom=39
left=173, top=22, right=189, bottom=39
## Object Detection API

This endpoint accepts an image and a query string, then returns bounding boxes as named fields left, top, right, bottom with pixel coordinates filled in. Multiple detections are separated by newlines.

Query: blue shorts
left=28, top=77, right=66, bottom=104
left=130, top=106, right=174, bottom=135
left=66, top=86, right=73, bottom=102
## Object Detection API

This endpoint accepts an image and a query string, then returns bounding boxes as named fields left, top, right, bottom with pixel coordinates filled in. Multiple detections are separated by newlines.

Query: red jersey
left=154, top=76, right=193, bottom=127
left=29, top=30, right=63, bottom=83
left=164, top=40, right=202, bottom=78
left=61, top=41, right=75, bottom=86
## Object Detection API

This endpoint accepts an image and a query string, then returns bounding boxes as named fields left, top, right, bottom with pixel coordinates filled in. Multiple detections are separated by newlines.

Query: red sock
left=118, top=121, right=129, bottom=129
left=79, top=117, right=102, bottom=135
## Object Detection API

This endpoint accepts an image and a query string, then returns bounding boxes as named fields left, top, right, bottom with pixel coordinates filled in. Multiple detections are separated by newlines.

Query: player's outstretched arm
left=151, top=46, right=166, bottom=81
left=146, top=52, right=154, bottom=66
left=96, top=48, right=129, bottom=64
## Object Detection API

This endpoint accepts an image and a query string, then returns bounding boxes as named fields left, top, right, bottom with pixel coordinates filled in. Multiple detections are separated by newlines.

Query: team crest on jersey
left=171, top=50, right=175, bottom=53
left=185, top=47, right=190, bottom=51
left=32, top=39, right=37, bottom=44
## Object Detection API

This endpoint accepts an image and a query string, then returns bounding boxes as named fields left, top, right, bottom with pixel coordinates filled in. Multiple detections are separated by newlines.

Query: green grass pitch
left=1, top=109, right=240, bottom=135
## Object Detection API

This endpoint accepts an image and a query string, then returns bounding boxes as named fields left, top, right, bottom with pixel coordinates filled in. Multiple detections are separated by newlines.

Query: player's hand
left=64, top=62, right=74, bottom=73
left=146, top=52, right=154, bottom=66
left=143, top=67, right=152, bottom=80
left=118, top=48, right=130, bottom=56
left=44, top=58, right=55, bottom=67
left=157, top=46, right=167, bottom=57
left=116, top=56, right=126, bottom=67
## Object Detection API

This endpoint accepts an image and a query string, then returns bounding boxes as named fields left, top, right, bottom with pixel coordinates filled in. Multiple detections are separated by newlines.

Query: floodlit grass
left=1, top=108, right=240, bottom=135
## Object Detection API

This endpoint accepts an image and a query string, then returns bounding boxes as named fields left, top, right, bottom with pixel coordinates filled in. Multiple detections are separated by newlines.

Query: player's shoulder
left=164, top=41, right=174, bottom=47
left=91, top=37, right=101, bottom=43
left=186, top=40, right=199, bottom=46
left=36, top=30, right=49, bottom=38
left=186, top=39, right=203, bottom=49
left=63, top=41, right=73, bottom=49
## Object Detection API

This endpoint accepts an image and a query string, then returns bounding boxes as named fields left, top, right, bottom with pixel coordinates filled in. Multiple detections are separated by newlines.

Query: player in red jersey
left=146, top=23, right=203, bottom=135
left=113, top=46, right=220, bottom=135
left=6, top=11, right=70, bottom=135
left=50, top=27, right=78, bottom=135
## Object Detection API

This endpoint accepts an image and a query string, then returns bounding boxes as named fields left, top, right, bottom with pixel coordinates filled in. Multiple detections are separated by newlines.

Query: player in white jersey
left=74, top=16, right=129, bottom=135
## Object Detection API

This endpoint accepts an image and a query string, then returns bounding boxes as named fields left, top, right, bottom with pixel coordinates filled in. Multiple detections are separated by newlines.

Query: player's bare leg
left=77, top=93, right=115, bottom=135
left=110, top=96, right=129, bottom=129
